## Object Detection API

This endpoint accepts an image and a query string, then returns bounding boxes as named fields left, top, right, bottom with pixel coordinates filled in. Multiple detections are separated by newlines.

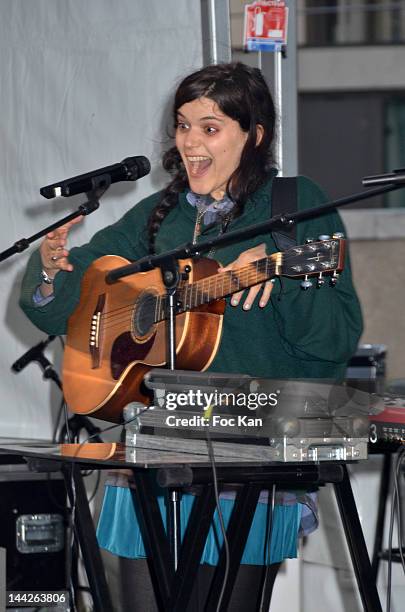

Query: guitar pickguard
left=111, top=332, right=156, bottom=380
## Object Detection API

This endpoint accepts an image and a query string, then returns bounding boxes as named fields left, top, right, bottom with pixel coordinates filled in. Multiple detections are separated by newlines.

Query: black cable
left=77, top=407, right=149, bottom=445
left=87, top=470, right=102, bottom=504
left=52, top=396, right=67, bottom=443
left=63, top=399, right=72, bottom=443
left=258, top=484, right=276, bottom=611
left=387, top=465, right=396, bottom=612
left=69, top=576, right=79, bottom=612
left=205, top=422, right=230, bottom=612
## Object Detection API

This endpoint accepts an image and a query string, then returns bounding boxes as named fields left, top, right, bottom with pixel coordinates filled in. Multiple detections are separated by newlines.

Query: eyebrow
left=176, top=112, right=224, bottom=123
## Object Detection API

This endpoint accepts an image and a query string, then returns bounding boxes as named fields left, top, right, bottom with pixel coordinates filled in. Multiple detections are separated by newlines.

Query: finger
left=56, top=257, right=74, bottom=272
left=47, top=239, right=67, bottom=253
left=41, top=242, right=66, bottom=264
left=230, top=290, right=245, bottom=307
left=241, top=285, right=262, bottom=310
left=42, top=248, right=72, bottom=271
left=46, top=228, right=69, bottom=240
left=68, top=215, right=84, bottom=225
left=259, top=279, right=275, bottom=308
left=218, top=263, right=233, bottom=273
left=46, top=216, right=83, bottom=239
left=48, top=252, right=73, bottom=273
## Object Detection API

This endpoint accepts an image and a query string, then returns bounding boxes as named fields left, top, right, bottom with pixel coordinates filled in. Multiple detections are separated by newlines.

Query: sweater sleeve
left=270, top=176, right=363, bottom=366
left=19, top=193, right=160, bottom=335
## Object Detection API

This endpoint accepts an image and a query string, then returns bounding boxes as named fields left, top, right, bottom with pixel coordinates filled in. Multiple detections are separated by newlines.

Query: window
left=300, top=0, right=405, bottom=46
left=385, top=97, right=405, bottom=207
left=299, top=92, right=405, bottom=208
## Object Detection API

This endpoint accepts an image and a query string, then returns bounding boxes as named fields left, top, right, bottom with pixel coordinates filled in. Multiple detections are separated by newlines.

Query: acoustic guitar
left=63, top=238, right=345, bottom=422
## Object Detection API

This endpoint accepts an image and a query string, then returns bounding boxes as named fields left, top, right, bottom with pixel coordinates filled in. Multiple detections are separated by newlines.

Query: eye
left=176, top=121, right=189, bottom=131
left=204, top=126, right=218, bottom=135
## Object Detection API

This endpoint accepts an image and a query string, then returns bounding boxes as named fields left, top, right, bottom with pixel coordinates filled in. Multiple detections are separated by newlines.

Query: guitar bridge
left=89, top=294, right=105, bottom=368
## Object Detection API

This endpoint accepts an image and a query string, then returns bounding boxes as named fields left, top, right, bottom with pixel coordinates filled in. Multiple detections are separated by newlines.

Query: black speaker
left=0, top=465, right=68, bottom=592
left=345, top=343, right=386, bottom=395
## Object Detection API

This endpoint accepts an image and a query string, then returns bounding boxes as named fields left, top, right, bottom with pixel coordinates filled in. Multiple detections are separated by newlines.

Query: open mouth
left=187, top=156, right=212, bottom=177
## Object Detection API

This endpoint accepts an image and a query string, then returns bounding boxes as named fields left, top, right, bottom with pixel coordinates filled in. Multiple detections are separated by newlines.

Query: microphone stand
left=0, top=178, right=111, bottom=263
left=11, top=336, right=103, bottom=444
left=105, top=172, right=405, bottom=571
left=107, top=179, right=405, bottom=283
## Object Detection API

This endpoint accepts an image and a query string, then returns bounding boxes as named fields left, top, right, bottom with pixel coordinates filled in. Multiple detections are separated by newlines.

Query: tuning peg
left=305, top=238, right=314, bottom=244
left=318, top=234, right=331, bottom=241
left=317, top=273, right=325, bottom=288
left=301, top=275, right=313, bottom=290
left=329, top=271, right=339, bottom=286
left=332, top=232, right=344, bottom=239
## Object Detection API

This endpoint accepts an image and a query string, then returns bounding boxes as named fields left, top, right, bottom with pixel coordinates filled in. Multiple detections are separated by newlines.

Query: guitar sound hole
left=133, top=291, right=157, bottom=338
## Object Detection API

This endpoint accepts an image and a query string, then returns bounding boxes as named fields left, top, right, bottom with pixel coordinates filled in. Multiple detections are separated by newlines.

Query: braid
left=147, top=147, right=188, bottom=254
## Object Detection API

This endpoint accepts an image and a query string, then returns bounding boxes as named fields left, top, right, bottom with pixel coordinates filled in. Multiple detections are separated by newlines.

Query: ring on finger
left=51, top=255, right=59, bottom=262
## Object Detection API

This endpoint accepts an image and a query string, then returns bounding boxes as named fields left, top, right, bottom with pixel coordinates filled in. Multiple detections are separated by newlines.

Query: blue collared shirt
left=186, top=191, right=235, bottom=226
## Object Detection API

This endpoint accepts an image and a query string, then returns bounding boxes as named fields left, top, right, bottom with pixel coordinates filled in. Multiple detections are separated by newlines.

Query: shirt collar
left=186, top=191, right=235, bottom=225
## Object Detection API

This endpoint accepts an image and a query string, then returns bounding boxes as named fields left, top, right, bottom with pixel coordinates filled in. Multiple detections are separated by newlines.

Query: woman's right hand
left=40, top=216, right=83, bottom=280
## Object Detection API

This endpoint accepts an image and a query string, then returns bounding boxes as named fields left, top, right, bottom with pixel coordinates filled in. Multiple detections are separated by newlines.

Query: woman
left=20, top=62, right=363, bottom=610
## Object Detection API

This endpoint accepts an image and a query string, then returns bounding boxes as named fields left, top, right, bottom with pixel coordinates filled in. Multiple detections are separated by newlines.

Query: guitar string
left=98, top=258, right=276, bottom=320
left=97, top=248, right=312, bottom=321
left=98, top=259, right=278, bottom=330
left=96, top=247, right=336, bottom=331
left=98, top=254, right=335, bottom=332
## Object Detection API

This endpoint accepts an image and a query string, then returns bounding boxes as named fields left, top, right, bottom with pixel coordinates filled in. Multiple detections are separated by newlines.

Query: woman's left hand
left=218, top=243, right=275, bottom=310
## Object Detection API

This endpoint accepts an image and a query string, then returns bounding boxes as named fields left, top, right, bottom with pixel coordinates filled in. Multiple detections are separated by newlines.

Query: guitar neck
left=152, top=237, right=344, bottom=322
left=155, top=254, right=280, bottom=321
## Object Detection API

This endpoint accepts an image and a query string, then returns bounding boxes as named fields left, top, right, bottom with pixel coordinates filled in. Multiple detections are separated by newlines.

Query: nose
left=183, top=127, right=200, bottom=149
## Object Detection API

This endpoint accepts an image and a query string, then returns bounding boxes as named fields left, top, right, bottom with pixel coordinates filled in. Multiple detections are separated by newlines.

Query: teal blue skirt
left=97, top=485, right=302, bottom=565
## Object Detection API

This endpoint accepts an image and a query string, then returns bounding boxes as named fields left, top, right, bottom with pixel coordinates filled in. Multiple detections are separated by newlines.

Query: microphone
left=40, top=155, right=151, bottom=199
left=12, top=336, right=56, bottom=373
left=362, top=168, right=405, bottom=187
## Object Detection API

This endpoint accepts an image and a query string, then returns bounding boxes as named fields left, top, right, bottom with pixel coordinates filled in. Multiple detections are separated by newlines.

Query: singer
left=19, top=62, right=363, bottom=610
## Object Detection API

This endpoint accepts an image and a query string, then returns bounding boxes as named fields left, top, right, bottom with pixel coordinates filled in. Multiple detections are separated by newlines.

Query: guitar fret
left=156, top=256, right=279, bottom=320
left=202, top=278, right=209, bottom=303
left=178, top=286, right=183, bottom=311
left=143, top=242, right=341, bottom=325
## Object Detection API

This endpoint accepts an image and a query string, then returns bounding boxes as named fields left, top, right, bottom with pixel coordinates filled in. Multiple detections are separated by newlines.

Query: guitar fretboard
left=153, top=255, right=278, bottom=322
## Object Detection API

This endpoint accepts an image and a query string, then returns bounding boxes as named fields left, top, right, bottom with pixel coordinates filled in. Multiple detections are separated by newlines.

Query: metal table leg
left=62, top=464, right=113, bottom=612
left=334, top=464, right=382, bottom=612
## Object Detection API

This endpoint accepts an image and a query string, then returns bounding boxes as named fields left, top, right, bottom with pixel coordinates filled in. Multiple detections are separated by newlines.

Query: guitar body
left=63, top=255, right=225, bottom=422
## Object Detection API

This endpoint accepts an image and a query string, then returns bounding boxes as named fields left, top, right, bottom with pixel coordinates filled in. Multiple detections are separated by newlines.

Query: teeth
left=187, top=156, right=211, bottom=161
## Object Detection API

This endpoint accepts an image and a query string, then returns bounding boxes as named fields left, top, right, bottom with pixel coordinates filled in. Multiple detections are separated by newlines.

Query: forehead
left=176, top=97, right=226, bottom=120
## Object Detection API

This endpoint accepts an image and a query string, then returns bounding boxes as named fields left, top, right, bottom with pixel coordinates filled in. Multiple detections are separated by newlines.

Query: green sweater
left=19, top=174, right=363, bottom=380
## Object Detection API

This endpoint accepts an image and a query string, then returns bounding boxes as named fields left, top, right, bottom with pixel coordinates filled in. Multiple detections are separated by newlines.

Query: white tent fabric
left=0, top=0, right=203, bottom=438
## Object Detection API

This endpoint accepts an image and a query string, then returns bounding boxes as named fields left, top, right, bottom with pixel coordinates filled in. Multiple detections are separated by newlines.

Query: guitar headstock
left=281, top=238, right=346, bottom=280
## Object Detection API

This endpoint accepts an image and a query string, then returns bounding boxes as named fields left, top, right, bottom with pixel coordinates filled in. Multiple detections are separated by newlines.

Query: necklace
left=192, top=206, right=206, bottom=245
left=192, top=205, right=232, bottom=258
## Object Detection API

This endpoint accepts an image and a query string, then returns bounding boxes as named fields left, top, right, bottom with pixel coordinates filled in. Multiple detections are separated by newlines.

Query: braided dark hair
left=147, top=62, right=277, bottom=253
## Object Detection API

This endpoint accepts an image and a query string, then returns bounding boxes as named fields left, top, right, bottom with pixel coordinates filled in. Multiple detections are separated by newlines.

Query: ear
left=256, top=124, right=264, bottom=146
